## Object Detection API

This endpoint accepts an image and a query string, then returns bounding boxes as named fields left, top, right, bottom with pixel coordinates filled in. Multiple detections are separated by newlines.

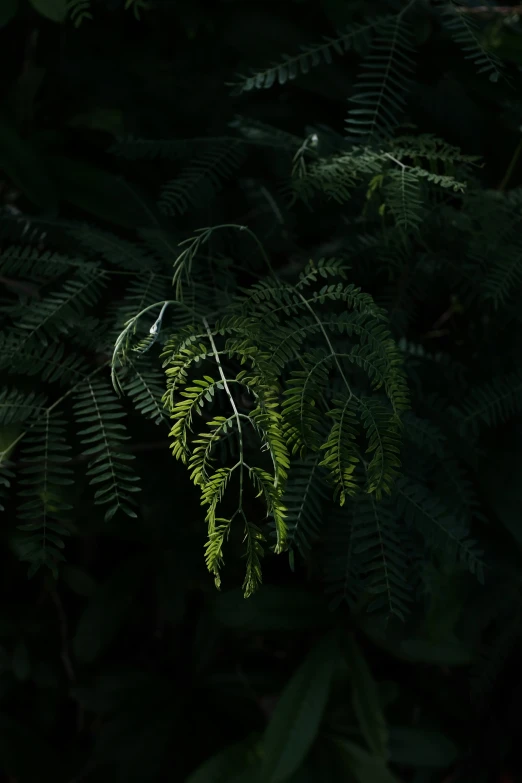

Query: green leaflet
left=260, top=633, right=339, bottom=783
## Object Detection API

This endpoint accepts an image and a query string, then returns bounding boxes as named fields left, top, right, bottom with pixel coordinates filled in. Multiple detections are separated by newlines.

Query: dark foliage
left=1, top=0, right=522, bottom=781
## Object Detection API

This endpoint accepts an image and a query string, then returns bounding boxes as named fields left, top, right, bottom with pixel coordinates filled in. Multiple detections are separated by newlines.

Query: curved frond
left=229, top=19, right=384, bottom=95
left=16, top=414, right=73, bottom=578
left=352, top=494, right=412, bottom=620
left=346, top=16, right=415, bottom=144
left=74, top=379, right=141, bottom=521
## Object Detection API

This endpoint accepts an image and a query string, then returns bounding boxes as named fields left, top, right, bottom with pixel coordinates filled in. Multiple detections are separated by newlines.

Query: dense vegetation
left=2, top=0, right=522, bottom=780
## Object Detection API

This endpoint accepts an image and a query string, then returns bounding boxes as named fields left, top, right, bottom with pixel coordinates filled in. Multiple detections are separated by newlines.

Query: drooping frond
left=351, top=494, right=412, bottom=620
left=70, top=224, right=158, bottom=272
left=16, top=414, right=73, bottom=578
left=402, top=411, right=446, bottom=458
left=383, top=166, right=425, bottom=232
left=396, top=478, right=485, bottom=582
left=13, top=265, right=106, bottom=345
left=158, top=141, right=246, bottom=217
left=439, top=0, right=504, bottom=83
left=0, top=388, right=47, bottom=426
left=283, top=453, right=329, bottom=555
left=454, top=371, right=522, bottom=435
left=228, top=19, right=386, bottom=95
left=73, top=378, right=141, bottom=521
left=0, top=245, right=84, bottom=284
left=346, top=15, right=416, bottom=144
left=152, top=254, right=408, bottom=594
left=0, top=335, right=90, bottom=386
left=122, top=357, right=169, bottom=426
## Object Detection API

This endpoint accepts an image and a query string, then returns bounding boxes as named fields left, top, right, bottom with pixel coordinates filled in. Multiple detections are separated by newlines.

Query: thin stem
left=295, top=291, right=353, bottom=399
left=204, top=318, right=245, bottom=509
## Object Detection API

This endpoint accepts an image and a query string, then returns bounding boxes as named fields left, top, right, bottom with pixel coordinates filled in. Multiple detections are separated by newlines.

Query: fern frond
left=160, top=259, right=407, bottom=593
left=283, top=453, right=329, bottom=554
left=122, top=358, right=169, bottom=426
left=440, top=0, right=504, bottom=83
left=481, top=236, right=522, bottom=307
left=0, top=335, right=89, bottom=385
left=346, top=16, right=416, bottom=144
left=113, top=272, right=171, bottom=331
left=0, top=246, right=84, bottom=285
left=319, top=396, right=360, bottom=505
left=229, top=19, right=385, bottom=95
left=358, top=398, right=402, bottom=499
left=13, top=267, right=106, bottom=345
left=71, top=224, right=158, bottom=272
left=352, top=494, right=412, bottom=620
left=396, top=478, right=485, bottom=582
left=0, top=389, right=47, bottom=426
left=74, top=378, right=140, bottom=521
left=282, top=350, right=333, bottom=454
left=242, top=520, right=265, bottom=598
left=16, top=414, right=73, bottom=578
left=390, top=133, right=481, bottom=167
left=204, top=516, right=231, bottom=589
left=384, top=166, right=425, bottom=232
left=158, top=141, right=245, bottom=217
left=454, top=371, right=522, bottom=435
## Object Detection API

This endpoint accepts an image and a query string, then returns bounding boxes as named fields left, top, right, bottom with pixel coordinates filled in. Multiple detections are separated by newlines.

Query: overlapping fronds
left=454, top=371, right=522, bottom=435
left=136, top=252, right=409, bottom=596
left=396, top=478, right=485, bottom=582
left=351, top=494, right=412, bottom=620
left=158, top=141, right=246, bottom=217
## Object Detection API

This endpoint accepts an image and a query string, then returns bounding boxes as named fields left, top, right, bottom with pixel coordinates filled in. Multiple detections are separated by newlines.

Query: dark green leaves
left=74, top=379, right=141, bottom=521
